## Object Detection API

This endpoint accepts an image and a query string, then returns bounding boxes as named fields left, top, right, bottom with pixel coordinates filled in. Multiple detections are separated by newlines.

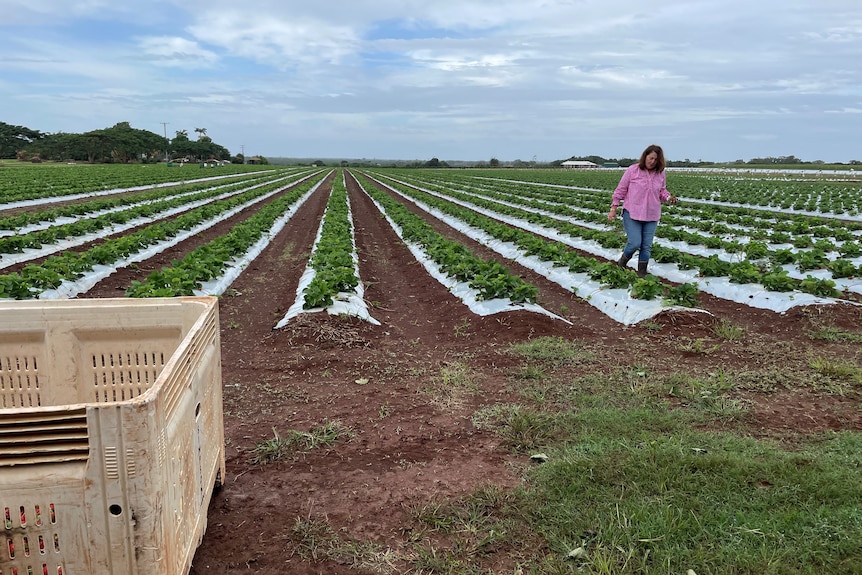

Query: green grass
left=460, top=403, right=862, bottom=574
left=417, top=339, right=862, bottom=574
left=507, top=336, right=592, bottom=367
left=519, top=424, right=862, bottom=574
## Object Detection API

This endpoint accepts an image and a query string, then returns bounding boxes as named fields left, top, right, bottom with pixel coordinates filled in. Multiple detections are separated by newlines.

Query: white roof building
left=561, top=160, right=598, bottom=169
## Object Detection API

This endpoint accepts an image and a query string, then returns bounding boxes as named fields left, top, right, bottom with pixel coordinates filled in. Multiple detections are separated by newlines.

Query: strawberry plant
left=664, top=282, right=700, bottom=307
left=799, top=276, right=840, bottom=297
left=630, top=277, right=663, bottom=300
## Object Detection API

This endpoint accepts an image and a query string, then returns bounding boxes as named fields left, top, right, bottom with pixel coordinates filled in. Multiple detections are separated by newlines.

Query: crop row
left=0, top=172, right=291, bottom=257
left=0, top=171, right=278, bottom=235
left=460, top=169, right=862, bottom=215
left=354, top=173, right=540, bottom=304
left=392, top=171, right=862, bottom=289
left=302, top=172, right=361, bottom=309
left=412, top=170, right=862, bottom=249
left=126, top=174, right=325, bottom=297
left=367, top=172, right=699, bottom=306
left=0, top=174, right=316, bottom=299
left=0, top=163, right=278, bottom=203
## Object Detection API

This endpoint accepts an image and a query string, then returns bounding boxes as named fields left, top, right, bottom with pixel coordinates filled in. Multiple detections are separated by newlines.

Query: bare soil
left=69, top=170, right=862, bottom=574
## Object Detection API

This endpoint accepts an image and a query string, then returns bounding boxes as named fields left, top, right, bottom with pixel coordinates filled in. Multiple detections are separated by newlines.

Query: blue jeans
left=621, top=210, right=658, bottom=262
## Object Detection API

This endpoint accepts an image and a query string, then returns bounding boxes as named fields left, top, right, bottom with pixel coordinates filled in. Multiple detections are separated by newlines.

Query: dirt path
left=62, top=169, right=862, bottom=574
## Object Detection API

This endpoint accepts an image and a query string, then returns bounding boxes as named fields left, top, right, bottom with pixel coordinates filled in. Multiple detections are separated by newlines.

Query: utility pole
left=240, top=144, right=245, bottom=164
left=160, top=122, right=170, bottom=162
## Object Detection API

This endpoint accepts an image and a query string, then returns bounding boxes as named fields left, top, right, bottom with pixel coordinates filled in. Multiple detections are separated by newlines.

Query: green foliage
left=760, top=268, right=797, bottom=292
left=827, top=258, right=859, bottom=279
left=303, top=174, right=361, bottom=309
left=663, top=282, right=700, bottom=307
left=629, top=276, right=663, bottom=300
left=799, top=275, right=840, bottom=297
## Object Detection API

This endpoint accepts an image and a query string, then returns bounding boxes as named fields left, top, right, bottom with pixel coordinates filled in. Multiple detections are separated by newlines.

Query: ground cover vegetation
left=0, top=164, right=860, bottom=574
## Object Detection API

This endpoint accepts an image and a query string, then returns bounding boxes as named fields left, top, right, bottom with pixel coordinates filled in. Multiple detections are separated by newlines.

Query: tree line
left=0, top=121, right=238, bottom=164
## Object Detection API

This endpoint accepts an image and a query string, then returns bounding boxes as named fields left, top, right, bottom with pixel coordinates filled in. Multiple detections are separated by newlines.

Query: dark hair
left=638, top=144, right=666, bottom=172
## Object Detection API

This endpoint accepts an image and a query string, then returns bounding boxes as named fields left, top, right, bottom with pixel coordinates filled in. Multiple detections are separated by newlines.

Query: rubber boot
left=617, top=254, right=631, bottom=268
left=637, top=260, right=648, bottom=278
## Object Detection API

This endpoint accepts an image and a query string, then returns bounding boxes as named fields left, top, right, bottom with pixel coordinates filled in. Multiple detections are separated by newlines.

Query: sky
left=1, top=0, right=860, bottom=163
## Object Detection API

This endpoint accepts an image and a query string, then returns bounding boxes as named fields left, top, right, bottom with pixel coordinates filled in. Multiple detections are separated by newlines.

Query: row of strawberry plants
left=0, top=173, right=291, bottom=256
left=353, top=174, right=539, bottom=304
left=0, top=163, right=278, bottom=203
left=437, top=169, right=862, bottom=241
left=0, top=171, right=277, bottom=233
left=418, top=170, right=862, bottom=246
left=462, top=169, right=862, bottom=215
left=0, top=175, right=308, bottom=299
left=367, top=172, right=696, bottom=304
left=302, top=172, right=360, bottom=309
left=381, top=172, right=844, bottom=300
left=405, top=172, right=862, bottom=281
left=125, top=174, right=327, bottom=297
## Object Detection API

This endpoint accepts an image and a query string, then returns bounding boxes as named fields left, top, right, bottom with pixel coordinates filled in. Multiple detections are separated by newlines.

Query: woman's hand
left=608, top=206, right=618, bottom=221
left=667, top=195, right=678, bottom=204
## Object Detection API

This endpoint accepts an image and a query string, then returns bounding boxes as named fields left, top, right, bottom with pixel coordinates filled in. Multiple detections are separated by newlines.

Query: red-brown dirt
left=61, top=170, right=862, bottom=573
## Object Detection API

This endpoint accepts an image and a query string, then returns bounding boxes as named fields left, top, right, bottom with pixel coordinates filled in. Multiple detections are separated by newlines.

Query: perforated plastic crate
left=0, top=296, right=225, bottom=575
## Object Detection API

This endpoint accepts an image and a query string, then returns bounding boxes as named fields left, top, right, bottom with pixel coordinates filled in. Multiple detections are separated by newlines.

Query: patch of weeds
left=730, top=367, right=799, bottom=393
left=292, top=515, right=399, bottom=572
left=471, top=404, right=560, bottom=451
left=667, top=370, right=748, bottom=418
left=511, top=379, right=556, bottom=405
left=511, top=364, right=547, bottom=382
left=809, top=357, right=860, bottom=381
left=808, top=357, right=862, bottom=393
left=411, top=545, right=479, bottom=575
left=426, top=361, right=479, bottom=409
left=227, top=318, right=241, bottom=329
left=252, top=420, right=354, bottom=464
left=807, top=325, right=862, bottom=343
left=712, top=318, right=745, bottom=341
left=405, top=486, right=519, bottom=574
left=453, top=319, right=472, bottom=337
left=378, top=402, right=392, bottom=419
left=507, top=336, right=590, bottom=367
left=639, top=320, right=664, bottom=332
left=676, top=336, right=720, bottom=354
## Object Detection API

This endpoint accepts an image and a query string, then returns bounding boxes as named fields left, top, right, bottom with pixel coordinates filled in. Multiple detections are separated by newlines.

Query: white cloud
left=2, top=0, right=861, bottom=161
left=138, top=37, right=219, bottom=67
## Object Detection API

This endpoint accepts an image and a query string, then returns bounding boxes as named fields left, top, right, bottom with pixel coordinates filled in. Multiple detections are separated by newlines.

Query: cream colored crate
left=0, top=297, right=225, bottom=575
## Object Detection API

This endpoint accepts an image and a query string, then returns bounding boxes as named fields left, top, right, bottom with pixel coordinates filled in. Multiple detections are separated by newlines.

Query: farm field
left=2, top=164, right=861, bottom=574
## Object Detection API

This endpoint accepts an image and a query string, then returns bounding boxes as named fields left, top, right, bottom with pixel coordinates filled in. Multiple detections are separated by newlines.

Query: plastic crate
left=0, top=297, right=225, bottom=575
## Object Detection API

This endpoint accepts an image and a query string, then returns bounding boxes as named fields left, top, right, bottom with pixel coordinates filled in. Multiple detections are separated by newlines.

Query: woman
left=607, top=144, right=677, bottom=278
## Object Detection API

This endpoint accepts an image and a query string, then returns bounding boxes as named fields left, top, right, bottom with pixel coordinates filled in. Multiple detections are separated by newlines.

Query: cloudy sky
left=1, top=0, right=860, bottom=163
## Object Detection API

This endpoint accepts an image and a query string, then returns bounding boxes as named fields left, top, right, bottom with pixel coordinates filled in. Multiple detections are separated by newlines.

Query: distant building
left=561, top=160, right=598, bottom=169
left=602, top=162, right=620, bottom=168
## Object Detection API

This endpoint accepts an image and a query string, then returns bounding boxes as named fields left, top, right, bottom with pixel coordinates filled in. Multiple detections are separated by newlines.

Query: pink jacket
left=611, top=164, right=671, bottom=221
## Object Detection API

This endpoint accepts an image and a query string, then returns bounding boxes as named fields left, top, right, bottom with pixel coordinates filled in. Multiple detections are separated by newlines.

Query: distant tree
left=489, top=157, right=500, bottom=167
left=426, top=157, right=450, bottom=168
left=27, top=132, right=87, bottom=162
left=0, top=122, right=43, bottom=159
